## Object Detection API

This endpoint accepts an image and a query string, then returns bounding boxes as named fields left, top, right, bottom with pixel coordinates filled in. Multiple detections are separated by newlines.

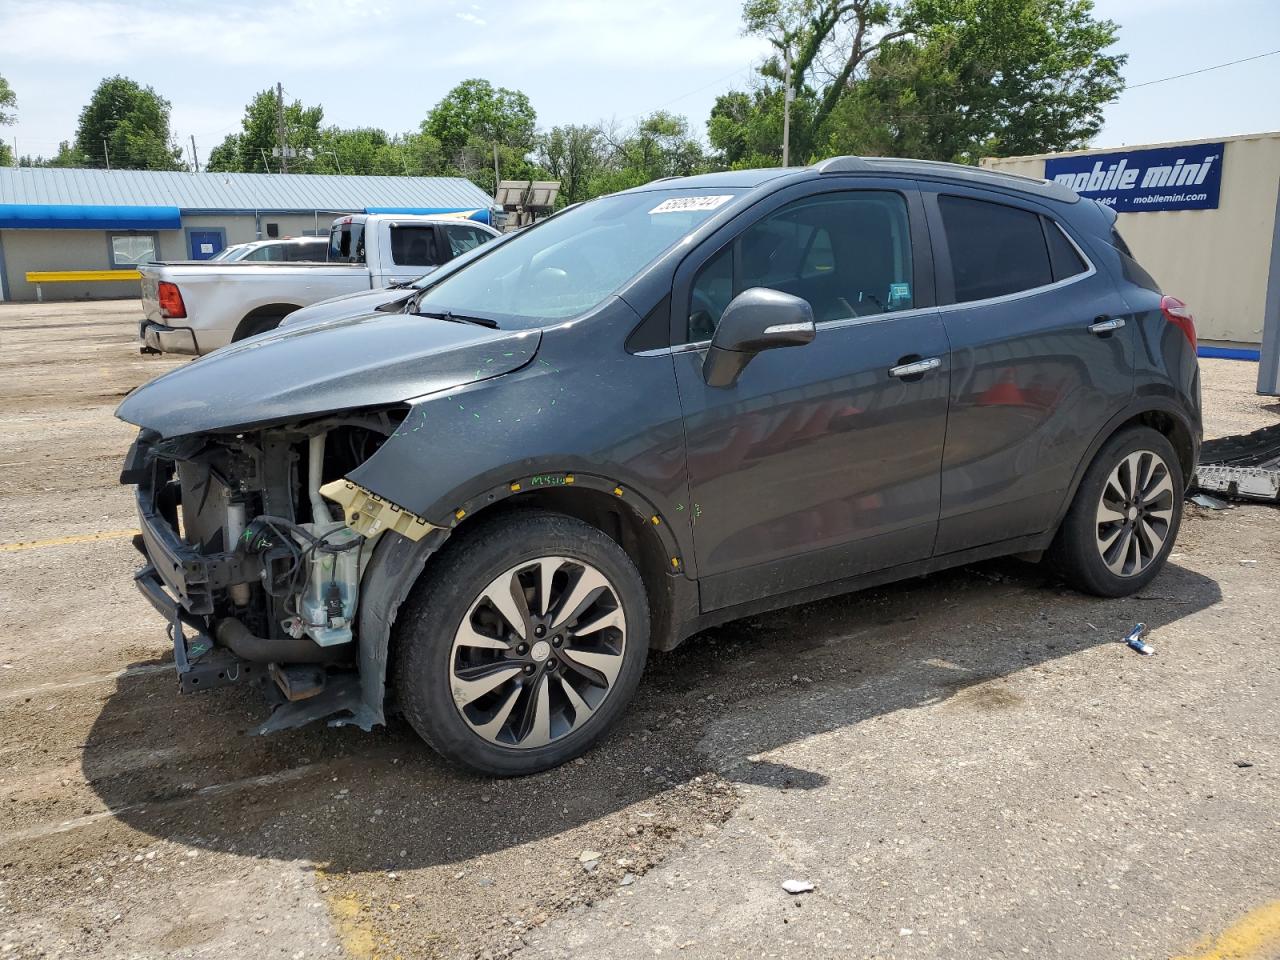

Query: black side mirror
left=702, top=287, right=816, bottom=387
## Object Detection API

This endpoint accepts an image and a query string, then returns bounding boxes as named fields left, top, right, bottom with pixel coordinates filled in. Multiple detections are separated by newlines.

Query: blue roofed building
left=0, top=167, right=496, bottom=302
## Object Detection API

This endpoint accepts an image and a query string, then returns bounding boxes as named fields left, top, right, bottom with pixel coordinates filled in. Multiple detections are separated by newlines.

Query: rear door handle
left=1088, top=317, right=1125, bottom=335
left=888, top=357, right=942, bottom=379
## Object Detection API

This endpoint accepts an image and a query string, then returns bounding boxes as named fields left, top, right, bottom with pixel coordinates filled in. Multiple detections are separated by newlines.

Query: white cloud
left=455, top=11, right=486, bottom=25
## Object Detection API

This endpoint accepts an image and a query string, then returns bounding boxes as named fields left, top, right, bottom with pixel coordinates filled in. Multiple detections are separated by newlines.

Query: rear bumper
left=139, top=318, right=200, bottom=355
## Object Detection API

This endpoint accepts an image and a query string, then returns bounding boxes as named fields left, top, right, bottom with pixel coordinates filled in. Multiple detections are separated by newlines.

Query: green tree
left=424, top=78, right=537, bottom=169
left=708, top=86, right=816, bottom=167
left=73, top=75, right=184, bottom=170
left=536, top=124, right=605, bottom=205
left=741, top=0, right=916, bottom=157
left=308, top=127, right=445, bottom=176
left=207, top=88, right=323, bottom=173
left=591, top=112, right=710, bottom=195
left=718, top=0, right=1123, bottom=165
left=826, top=0, right=1125, bottom=161
left=0, top=73, right=15, bottom=165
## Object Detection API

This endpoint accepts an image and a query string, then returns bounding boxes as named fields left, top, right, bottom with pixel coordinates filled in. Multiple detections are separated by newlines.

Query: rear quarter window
left=939, top=195, right=1052, bottom=302
left=1043, top=217, right=1089, bottom=282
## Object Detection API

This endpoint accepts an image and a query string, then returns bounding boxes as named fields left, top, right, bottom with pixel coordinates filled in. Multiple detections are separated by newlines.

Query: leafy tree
left=742, top=0, right=917, bottom=156
left=536, top=125, right=605, bottom=205
left=591, top=112, right=710, bottom=194
left=424, top=79, right=537, bottom=166
left=207, top=89, right=323, bottom=173
left=719, top=0, right=1123, bottom=165
left=825, top=0, right=1125, bottom=161
left=0, top=74, right=14, bottom=165
left=73, top=75, right=184, bottom=170
left=307, top=127, right=446, bottom=177
left=708, top=86, right=816, bottom=167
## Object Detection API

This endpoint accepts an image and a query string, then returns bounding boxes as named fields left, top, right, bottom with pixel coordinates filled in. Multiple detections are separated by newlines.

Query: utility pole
left=276, top=81, right=289, bottom=173
left=493, top=142, right=500, bottom=199
left=103, top=138, right=111, bottom=172
left=190, top=135, right=200, bottom=173
left=782, top=43, right=793, bottom=167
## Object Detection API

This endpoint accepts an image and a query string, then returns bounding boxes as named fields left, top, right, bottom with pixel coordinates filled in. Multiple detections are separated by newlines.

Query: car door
left=670, top=180, right=951, bottom=612
left=921, top=185, right=1136, bottom=554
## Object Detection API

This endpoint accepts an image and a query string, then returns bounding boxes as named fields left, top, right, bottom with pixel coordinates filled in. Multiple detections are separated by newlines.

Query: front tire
left=1047, top=426, right=1184, bottom=597
left=394, top=510, right=650, bottom=776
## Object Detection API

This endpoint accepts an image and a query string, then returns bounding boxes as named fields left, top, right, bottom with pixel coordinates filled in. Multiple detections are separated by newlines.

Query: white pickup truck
left=137, top=214, right=500, bottom=355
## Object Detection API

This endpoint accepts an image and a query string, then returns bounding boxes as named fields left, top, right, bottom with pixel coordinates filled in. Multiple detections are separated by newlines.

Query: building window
left=109, top=233, right=159, bottom=268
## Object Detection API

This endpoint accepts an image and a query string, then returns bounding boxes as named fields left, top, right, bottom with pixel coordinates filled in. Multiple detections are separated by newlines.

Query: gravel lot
left=1, top=300, right=1277, bottom=960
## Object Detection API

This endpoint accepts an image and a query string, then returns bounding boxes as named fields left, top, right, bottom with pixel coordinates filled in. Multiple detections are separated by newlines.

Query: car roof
left=628, top=156, right=1078, bottom=205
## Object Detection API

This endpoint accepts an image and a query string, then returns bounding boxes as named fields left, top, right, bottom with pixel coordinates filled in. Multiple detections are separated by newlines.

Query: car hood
left=278, top=284, right=420, bottom=329
left=117, top=310, right=540, bottom=438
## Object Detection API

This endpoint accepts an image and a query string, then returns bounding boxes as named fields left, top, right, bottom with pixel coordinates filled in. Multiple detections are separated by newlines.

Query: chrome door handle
left=1088, top=317, right=1125, bottom=334
left=888, top=357, right=942, bottom=379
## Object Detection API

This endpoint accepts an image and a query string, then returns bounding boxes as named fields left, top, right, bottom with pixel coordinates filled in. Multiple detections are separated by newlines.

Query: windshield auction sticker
left=649, top=195, right=734, bottom=215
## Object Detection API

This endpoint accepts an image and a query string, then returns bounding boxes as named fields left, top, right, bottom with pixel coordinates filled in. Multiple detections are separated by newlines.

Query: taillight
left=1160, top=295, right=1195, bottom=351
left=157, top=281, right=187, bottom=319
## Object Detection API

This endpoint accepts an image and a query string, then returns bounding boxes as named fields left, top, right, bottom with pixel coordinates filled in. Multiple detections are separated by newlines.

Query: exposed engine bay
left=124, top=407, right=439, bottom=730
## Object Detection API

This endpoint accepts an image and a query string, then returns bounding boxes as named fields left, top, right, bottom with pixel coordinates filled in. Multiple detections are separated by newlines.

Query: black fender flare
left=351, top=471, right=689, bottom=726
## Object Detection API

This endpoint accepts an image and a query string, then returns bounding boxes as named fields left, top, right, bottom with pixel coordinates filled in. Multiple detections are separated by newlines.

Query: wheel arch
left=1052, top=398, right=1199, bottom=533
left=352, top=472, right=696, bottom=729
left=233, top=302, right=301, bottom=341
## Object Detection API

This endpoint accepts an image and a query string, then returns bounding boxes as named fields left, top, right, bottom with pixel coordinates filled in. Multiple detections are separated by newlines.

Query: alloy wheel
left=448, top=556, right=627, bottom=749
left=1094, top=449, right=1176, bottom=577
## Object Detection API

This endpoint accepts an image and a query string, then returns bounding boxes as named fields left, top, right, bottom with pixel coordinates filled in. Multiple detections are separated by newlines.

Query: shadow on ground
left=80, top=557, right=1220, bottom=873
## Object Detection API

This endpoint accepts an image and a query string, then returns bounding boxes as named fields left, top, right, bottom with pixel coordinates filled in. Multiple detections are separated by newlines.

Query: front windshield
left=415, top=189, right=742, bottom=324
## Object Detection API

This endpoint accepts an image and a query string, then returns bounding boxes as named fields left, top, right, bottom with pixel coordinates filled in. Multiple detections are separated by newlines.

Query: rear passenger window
left=445, top=225, right=491, bottom=257
left=390, top=226, right=442, bottom=267
left=1043, top=218, right=1088, bottom=282
left=939, top=196, right=1051, bottom=302
left=686, top=190, right=913, bottom=341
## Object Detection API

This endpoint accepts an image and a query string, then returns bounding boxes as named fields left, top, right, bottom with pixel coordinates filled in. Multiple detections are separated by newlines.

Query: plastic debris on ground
left=1124, top=623, right=1155, bottom=656
left=1188, top=492, right=1233, bottom=510
left=1193, top=422, right=1280, bottom=504
left=782, top=879, right=815, bottom=894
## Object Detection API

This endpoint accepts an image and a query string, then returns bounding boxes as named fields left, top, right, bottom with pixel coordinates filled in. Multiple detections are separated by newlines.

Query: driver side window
left=686, top=190, right=914, bottom=342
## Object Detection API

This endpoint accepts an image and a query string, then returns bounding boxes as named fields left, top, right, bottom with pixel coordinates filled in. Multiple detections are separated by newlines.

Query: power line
left=1125, top=48, right=1280, bottom=90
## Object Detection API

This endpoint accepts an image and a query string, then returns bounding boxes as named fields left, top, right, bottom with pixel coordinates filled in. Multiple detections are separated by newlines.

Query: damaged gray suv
left=119, top=157, right=1202, bottom=775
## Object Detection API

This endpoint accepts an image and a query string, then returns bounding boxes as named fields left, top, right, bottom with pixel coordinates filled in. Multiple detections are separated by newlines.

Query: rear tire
left=1047, top=426, right=1184, bottom=597
left=394, top=510, right=650, bottom=776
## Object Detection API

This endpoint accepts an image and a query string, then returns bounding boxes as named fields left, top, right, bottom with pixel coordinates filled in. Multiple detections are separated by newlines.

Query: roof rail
left=811, top=156, right=873, bottom=174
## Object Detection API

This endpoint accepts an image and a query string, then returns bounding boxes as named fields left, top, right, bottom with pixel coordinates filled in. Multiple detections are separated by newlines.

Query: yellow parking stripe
left=1173, top=900, right=1280, bottom=960
left=0, top=529, right=139, bottom=553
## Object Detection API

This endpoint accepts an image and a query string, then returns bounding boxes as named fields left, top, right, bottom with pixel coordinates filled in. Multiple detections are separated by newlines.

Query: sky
left=0, top=0, right=1277, bottom=166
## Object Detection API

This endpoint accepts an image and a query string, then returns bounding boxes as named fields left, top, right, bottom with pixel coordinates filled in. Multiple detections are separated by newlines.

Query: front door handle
left=888, top=357, right=942, bottom=379
left=1088, top=317, right=1126, bottom=335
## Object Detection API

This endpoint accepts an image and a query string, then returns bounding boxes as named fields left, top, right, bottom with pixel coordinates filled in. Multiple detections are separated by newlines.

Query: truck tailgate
left=138, top=267, right=163, bottom=323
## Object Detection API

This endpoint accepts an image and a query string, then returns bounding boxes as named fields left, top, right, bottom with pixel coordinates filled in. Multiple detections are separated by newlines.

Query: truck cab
left=327, top=214, right=498, bottom=288
left=138, top=214, right=500, bottom=355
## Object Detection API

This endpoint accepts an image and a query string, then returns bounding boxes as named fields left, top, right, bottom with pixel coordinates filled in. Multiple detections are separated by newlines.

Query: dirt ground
left=0, top=300, right=1277, bottom=960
